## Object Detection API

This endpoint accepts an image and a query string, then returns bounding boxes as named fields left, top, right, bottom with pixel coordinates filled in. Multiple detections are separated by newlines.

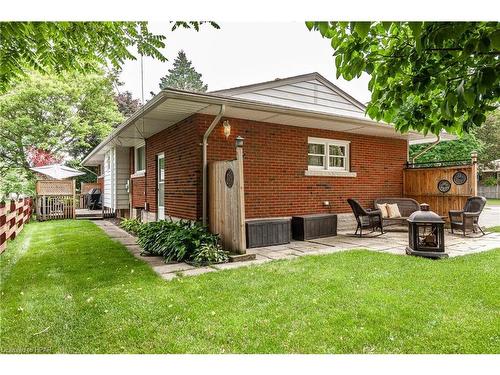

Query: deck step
left=76, top=216, right=103, bottom=220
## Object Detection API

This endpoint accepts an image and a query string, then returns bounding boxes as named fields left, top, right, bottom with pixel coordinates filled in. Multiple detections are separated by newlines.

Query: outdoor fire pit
left=406, top=203, right=448, bottom=259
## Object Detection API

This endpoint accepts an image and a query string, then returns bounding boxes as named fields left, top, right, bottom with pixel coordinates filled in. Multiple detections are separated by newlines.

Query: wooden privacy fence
left=35, top=179, right=76, bottom=221
left=403, top=156, right=477, bottom=218
left=0, top=198, right=33, bottom=253
left=209, top=142, right=246, bottom=254
left=478, top=184, right=500, bottom=199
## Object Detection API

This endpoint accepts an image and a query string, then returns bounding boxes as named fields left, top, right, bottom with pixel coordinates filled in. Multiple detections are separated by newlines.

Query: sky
left=120, top=22, right=371, bottom=103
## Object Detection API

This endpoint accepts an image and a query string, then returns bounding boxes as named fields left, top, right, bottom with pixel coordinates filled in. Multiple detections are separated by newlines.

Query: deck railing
left=0, top=198, right=33, bottom=253
left=35, top=195, right=75, bottom=221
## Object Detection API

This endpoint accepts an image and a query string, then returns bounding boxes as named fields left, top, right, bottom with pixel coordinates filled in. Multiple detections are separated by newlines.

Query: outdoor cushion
left=387, top=203, right=402, bottom=218
left=376, top=203, right=389, bottom=218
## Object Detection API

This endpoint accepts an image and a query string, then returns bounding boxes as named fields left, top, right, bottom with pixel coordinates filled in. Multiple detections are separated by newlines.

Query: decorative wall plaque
left=437, top=179, right=451, bottom=193
left=225, top=168, right=234, bottom=188
left=453, top=171, right=467, bottom=185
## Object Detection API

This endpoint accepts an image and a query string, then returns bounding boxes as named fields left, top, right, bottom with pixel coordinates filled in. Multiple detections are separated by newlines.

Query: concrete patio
left=92, top=219, right=500, bottom=281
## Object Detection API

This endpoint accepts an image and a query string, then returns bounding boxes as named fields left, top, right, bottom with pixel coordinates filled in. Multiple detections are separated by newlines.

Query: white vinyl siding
left=115, top=147, right=130, bottom=210
left=103, top=146, right=130, bottom=210
left=230, top=79, right=366, bottom=119
left=103, top=150, right=113, bottom=208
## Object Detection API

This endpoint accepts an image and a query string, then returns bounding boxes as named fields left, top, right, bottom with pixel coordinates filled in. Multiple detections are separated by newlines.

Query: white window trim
left=307, top=137, right=353, bottom=175
left=134, top=142, right=146, bottom=174
left=305, top=170, right=357, bottom=177
left=131, top=170, right=145, bottom=179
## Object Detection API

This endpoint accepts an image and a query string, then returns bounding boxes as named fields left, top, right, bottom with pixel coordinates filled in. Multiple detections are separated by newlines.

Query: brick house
left=82, top=73, right=450, bottom=228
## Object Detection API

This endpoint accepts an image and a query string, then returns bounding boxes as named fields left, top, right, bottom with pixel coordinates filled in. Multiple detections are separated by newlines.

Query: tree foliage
left=115, top=91, right=142, bottom=117
left=306, top=22, right=500, bottom=135
left=27, top=147, right=63, bottom=167
left=0, top=72, right=123, bottom=174
left=409, top=133, right=483, bottom=163
left=159, top=50, right=208, bottom=92
left=475, top=110, right=500, bottom=167
left=409, top=110, right=499, bottom=166
left=0, top=168, right=35, bottom=198
left=0, top=21, right=219, bottom=93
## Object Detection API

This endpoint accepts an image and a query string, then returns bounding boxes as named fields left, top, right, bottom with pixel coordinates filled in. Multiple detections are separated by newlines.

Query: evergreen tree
left=159, top=50, right=208, bottom=92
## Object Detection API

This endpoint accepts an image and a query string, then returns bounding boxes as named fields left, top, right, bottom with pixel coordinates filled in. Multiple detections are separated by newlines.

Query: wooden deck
left=75, top=208, right=103, bottom=220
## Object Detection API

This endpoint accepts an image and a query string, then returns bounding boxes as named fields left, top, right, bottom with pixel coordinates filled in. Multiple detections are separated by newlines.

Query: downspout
left=202, top=104, right=226, bottom=226
left=411, top=135, right=441, bottom=164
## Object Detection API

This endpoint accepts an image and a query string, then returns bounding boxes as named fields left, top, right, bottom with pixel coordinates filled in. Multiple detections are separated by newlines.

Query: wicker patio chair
left=347, top=199, right=384, bottom=237
left=448, top=196, right=487, bottom=236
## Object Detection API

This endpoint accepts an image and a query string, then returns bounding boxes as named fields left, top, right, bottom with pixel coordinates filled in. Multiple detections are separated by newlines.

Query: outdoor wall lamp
left=235, top=136, right=244, bottom=148
left=223, top=120, right=231, bottom=139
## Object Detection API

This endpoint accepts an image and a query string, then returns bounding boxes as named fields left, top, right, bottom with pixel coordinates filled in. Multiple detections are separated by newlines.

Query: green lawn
left=487, top=226, right=500, bottom=233
left=1, top=220, right=499, bottom=354
left=486, top=198, right=500, bottom=206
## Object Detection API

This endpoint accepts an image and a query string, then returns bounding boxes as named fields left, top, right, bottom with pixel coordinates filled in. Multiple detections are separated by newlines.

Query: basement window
left=306, top=137, right=356, bottom=177
left=135, top=145, right=145, bottom=173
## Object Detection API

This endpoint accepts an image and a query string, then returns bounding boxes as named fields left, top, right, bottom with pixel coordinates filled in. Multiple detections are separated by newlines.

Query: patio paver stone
left=93, top=219, right=500, bottom=281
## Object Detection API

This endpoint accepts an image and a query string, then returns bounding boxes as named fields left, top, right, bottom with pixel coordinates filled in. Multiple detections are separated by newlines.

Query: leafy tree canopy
left=306, top=22, right=500, bottom=136
left=0, top=168, right=35, bottom=199
left=475, top=109, right=500, bottom=167
left=115, top=91, right=142, bottom=117
left=159, top=50, right=208, bottom=92
left=409, top=132, right=483, bottom=163
left=409, top=110, right=499, bottom=167
left=0, top=21, right=219, bottom=93
left=0, top=71, right=123, bottom=174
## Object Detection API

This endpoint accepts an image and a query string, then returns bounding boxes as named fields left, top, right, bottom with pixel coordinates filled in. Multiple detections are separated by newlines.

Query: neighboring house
left=83, top=73, right=452, bottom=226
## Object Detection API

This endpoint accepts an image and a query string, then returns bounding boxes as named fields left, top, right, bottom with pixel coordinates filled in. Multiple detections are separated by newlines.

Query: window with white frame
left=135, top=145, right=145, bottom=173
left=307, top=137, right=350, bottom=172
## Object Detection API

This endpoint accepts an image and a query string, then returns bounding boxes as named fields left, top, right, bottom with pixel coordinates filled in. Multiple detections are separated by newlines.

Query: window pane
left=136, top=146, right=145, bottom=171
left=329, top=156, right=345, bottom=168
left=158, top=183, right=164, bottom=206
left=308, top=155, right=324, bottom=167
left=308, top=143, right=325, bottom=155
left=329, top=145, right=345, bottom=156
left=158, top=158, right=165, bottom=181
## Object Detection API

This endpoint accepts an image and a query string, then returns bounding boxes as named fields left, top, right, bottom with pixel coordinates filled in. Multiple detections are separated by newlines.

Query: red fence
left=0, top=198, right=33, bottom=253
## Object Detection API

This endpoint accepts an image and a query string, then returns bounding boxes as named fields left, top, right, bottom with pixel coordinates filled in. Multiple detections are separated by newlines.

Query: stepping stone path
left=91, top=220, right=273, bottom=281
left=91, top=219, right=500, bottom=281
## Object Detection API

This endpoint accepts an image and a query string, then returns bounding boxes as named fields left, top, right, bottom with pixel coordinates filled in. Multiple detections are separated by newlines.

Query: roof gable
left=211, top=73, right=367, bottom=119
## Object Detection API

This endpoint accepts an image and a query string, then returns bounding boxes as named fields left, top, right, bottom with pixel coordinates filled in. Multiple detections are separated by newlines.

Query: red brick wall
left=139, top=113, right=408, bottom=220
left=201, top=115, right=408, bottom=219
left=145, top=115, right=201, bottom=219
left=129, top=148, right=146, bottom=208
left=130, top=176, right=146, bottom=208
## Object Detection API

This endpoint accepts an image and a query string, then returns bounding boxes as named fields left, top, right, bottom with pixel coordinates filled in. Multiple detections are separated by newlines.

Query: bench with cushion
left=374, top=198, right=420, bottom=226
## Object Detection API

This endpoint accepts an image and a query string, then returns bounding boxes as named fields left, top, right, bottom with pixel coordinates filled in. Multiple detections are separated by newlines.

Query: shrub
left=137, top=219, right=227, bottom=265
left=482, top=176, right=498, bottom=187
left=190, top=242, right=229, bottom=266
left=120, top=218, right=144, bottom=235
